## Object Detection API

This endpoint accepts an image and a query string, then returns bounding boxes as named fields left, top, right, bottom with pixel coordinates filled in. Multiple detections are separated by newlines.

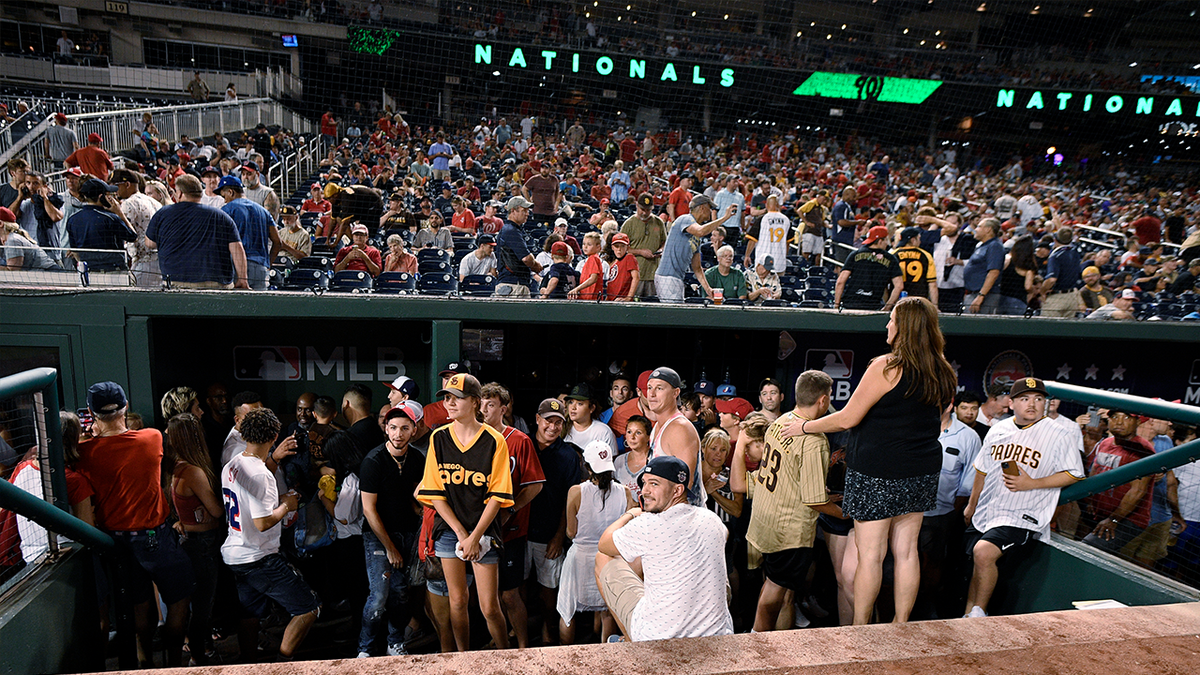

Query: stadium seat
left=762, top=299, right=788, bottom=308
left=280, top=268, right=329, bottom=292
left=418, top=259, right=451, bottom=275
left=461, top=274, right=496, bottom=297
left=685, top=297, right=710, bottom=305
left=417, top=248, right=450, bottom=264
left=374, top=272, right=417, bottom=294
left=266, top=268, right=285, bottom=290
left=719, top=298, right=746, bottom=307
left=329, top=270, right=373, bottom=293
left=803, top=288, right=832, bottom=307
left=297, top=256, right=332, bottom=272
left=418, top=273, right=458, bottom=296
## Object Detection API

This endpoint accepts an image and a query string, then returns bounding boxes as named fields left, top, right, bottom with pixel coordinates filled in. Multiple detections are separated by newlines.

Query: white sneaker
left=356, top=652, right=371, bottom=659
left=967, top=606, right=988, bottom=618
left=386, top=643, right=408, bottom=657
left=793, top=606, right=811, bottom=628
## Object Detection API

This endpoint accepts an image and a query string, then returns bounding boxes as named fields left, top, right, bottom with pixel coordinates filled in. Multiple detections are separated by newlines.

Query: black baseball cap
left=476, top=233, right=496, bottom=245
left=80, top=179, right=119, bottom=201
left=638, top=455, right=690, bottom=488
left=566, top=383, right=593, bottom=401
left=439, top=362, right=470, bottom=377
left=87, top=381, right=128, bottom=413
left=694, top=379, right=716, bottom=396
left=648, top=367, right=682, bottom=389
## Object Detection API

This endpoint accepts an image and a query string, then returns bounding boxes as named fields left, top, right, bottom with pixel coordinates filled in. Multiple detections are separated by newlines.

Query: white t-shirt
left=564, top=419, right=618, bottom=455
left=333, top=473, right=363, bottom=539
left=221, top=427, right=246, bottom=469
left=459, top=252, right=498, bottom=278
left=221, top=453, right=281, bottom=565
left=973, top=417, right=1085, bottom=538
left=754, top=211, right=791, bottom=274
left=1046, top=413, right=1085, bottom=456
left=610, top=504, right=733, bottom=642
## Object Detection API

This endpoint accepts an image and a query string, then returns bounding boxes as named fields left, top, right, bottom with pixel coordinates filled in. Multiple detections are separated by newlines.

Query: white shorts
left=801, top=233, right=824, bottom=255
left=653, top=274, right=685, bottom=303
left=527, top=541, right=565, bottom=588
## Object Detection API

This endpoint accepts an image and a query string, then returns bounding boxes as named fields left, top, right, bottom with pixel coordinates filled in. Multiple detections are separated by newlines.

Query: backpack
left=292, top=497, right=336, bottom=557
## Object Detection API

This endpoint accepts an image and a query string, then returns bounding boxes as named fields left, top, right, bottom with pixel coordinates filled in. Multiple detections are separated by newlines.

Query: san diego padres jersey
left=973, top=415, right=1085, bottom=538
left=745, top=412, right=830, bottom=553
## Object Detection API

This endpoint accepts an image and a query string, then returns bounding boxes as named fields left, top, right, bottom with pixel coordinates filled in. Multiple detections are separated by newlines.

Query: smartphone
left=76, top=407, right=94, bottom=435
left=1087, top=405, right=1101, bottom=428
left=1001, top=461, right=1020, bottom=477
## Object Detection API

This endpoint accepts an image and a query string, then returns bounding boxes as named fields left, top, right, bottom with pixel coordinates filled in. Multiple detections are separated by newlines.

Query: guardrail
left=0, top=97, right=315, bottom=182
left=267, top=134, right=323, bottom=203
left=1050, top=381, right=1200, bottom=505
left=0, top=368, right=114, bottom=596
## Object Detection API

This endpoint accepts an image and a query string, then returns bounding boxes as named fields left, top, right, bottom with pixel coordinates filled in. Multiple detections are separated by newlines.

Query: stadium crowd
left=3, top=341, right=1199, bottom=664
left=4, top=105, right=1198, bottom=318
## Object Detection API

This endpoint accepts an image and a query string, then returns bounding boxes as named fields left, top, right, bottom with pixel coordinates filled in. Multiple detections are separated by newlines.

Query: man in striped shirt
left=746, top=370, right=843, bottom=632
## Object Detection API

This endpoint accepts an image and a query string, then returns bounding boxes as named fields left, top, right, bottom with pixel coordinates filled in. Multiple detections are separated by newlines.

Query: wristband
left=801, top=420, right=808, bottom=435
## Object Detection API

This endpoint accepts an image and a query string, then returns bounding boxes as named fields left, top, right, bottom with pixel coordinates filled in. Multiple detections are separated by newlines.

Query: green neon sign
left=792, top=72, right=943, bottom=105
left=348, top=26, right=397, bottom=55
left=994, top=89, right=1200, bottom=117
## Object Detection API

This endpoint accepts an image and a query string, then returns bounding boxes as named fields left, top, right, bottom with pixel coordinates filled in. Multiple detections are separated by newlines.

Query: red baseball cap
left=636, top=370, right=654, bottom=394
left=0, top=207, right=16, bottom=223
left=863, top=225, right=890, bottom=246
left=611, top=232, right=630, bottom=245
left=55, top=112, right=68, bottom=123
left=550, top=241, right=571, bottom=257
left=715, top=397, right=755, bottom=421
left=65, top=167, right=84, bottom=177
left=87, top=133, right=103, bottom=144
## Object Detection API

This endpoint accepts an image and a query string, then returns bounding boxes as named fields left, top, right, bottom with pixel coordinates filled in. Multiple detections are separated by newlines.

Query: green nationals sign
left=791, top=72, right=943, bottom=104
left=471, top=43, right=736, bottom=88
left=995, top=88, right=1200, bottom=117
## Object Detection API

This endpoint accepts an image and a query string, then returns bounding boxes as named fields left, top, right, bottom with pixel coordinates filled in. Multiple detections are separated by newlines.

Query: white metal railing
left=267, top=134, right=322, bottom=204
left=1, top=97, right=315, bottom=181
left=0, top=102, right=48, bottom=159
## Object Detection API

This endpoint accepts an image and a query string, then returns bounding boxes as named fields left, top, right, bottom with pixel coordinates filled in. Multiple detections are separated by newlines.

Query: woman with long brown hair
left=782, top=296, right=956, bottom=625
left=165, top=413, right=224, bottom=665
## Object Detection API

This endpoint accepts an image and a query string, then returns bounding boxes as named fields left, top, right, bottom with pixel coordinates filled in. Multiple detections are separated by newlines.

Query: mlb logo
left=234, top=346, right=301, bottom=381
left=805, top=350, right=853, bottom=379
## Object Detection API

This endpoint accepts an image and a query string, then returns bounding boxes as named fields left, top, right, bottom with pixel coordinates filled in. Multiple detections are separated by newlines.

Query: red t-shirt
left=620, top=138, right=638, bottom=163
left=477, top=215, right=503, bottom=234
left=500, top=426, right=545, bottom=542
left=1087, top=435, right=1155, bottom=528
left=65, top=146, right=113, bottom=180
left=321, top=113, right=338, bottom=136
left=77, top=429, right=170, bottom=531
left=604, top=253, right=639, bottom=300
left=1130, top=216, right=1162, bottom=245
left=452, top=209, right=477, bottom=233
left=334, top=245, right=382, bottom=274
left=578, top=254, right=604, bottom=300
left=608, top=398, right=644, bottom=437
left=302, top=198, right=331, bottom=213
left=423, top=401, right=449, bottom=430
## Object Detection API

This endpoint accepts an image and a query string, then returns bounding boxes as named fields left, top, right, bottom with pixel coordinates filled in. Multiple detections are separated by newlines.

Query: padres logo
left=1025, top=378, right=1037, bottom=389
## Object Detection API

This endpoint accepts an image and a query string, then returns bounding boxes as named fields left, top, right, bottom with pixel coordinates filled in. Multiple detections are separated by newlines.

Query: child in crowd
left=541, top=241, right=579, bottom=298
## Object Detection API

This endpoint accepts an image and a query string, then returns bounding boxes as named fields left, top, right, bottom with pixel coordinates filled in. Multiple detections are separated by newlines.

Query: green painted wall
left=0, top=549, right=103, bottom=675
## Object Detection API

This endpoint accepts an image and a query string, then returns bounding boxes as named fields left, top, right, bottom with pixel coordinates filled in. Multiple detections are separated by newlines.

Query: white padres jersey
left=754, top=212, right=791, bottom=274
left=973, top=417, right=1085, bottom=538
left=220, top=453, right=281, bottom=565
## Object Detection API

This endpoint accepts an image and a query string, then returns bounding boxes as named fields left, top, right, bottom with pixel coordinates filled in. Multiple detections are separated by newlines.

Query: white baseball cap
left=583, top=440, right=615, bottom=474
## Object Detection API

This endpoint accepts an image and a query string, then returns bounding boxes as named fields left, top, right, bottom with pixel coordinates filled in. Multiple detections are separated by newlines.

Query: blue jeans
left=246, top=261, right=269, bottom=290
left=997, top=295, right=1028, bottom=316
left=359, top=529, right=415, bottom=653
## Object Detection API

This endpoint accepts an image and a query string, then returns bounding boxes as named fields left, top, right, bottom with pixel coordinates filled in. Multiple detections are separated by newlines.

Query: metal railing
left=0, top=102, right=48, bottom=162
left=0, top=368, right=113, bottom=596
left=1052, top=383, right=1200, bottom=506
left=266, top=134, right=323, bottom=203
left=1, top=97, right=316, bottom=181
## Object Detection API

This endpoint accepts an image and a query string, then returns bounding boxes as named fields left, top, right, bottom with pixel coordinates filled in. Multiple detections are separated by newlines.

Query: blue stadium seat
left=329, top=270, right=373, bottom=293
left=267, top=268, right=285, bottom=290
left=374, top=272, right=417, bottom=294
left=280, top=268, right=329, bottom=291
left=417, top=248, right=450, bottom=264
left=685, top=297, right=710, bottom=305
left=418, top=259, right=451, bottom=275
left=418, top=273, right=458, bottom=296
left=296, top=256, right=332, bottom=272
left=461, top=274, right=496, bottom=297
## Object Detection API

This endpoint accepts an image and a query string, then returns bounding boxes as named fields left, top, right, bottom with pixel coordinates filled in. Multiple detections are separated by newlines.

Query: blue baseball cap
left=217, top=175, right=244, bottom=191
left=87, top=381, right=128, bottom=414
left=693, top=379, right=716, bottom=397
left=638, top=455, right=690, bottom=488
left=716, top=383, right=737, bottom=398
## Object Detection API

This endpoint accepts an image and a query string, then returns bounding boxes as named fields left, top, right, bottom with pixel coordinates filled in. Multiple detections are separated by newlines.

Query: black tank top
left=846, top=365, right=943, bottom=480
left=999, top=264, right=1028, bottom=300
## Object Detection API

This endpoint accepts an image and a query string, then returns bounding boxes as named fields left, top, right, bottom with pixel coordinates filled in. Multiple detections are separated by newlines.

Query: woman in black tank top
left=778, top=297, right=956, bottom=625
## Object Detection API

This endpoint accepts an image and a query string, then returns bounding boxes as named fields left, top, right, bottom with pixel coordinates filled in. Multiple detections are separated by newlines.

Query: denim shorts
left=107, top=523, right=195, bottom=605
left=433, top=529, right=500, bottom=565
left=228, top=553, right=321, bottom=618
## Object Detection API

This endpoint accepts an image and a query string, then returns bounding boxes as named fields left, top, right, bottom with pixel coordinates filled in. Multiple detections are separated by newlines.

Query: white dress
left=557, top=481, right=629, bottom=623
